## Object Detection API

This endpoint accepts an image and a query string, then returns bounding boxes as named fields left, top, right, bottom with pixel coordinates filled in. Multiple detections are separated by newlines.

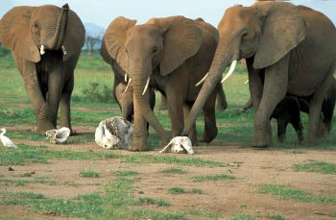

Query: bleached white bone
left=45, top=127, right=71, bottom=144
left=160, top=136, right=194, bottom=154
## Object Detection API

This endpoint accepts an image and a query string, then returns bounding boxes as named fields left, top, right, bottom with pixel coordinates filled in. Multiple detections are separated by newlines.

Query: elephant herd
left=0, top=1, right=335, bottom=151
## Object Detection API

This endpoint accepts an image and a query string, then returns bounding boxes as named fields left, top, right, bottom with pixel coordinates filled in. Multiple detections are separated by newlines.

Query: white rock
left=95, top=116, right=133, bottom=150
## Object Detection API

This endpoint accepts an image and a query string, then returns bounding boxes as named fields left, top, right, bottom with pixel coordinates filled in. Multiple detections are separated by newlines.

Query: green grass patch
left=114, top=170, right=139, bottom=177
left=0, top=144, right=122, bottom=165
left=168, top=187, right=186, bottom=194
left=293, top=160, right=336, bottom=175
left=0, top=178, right=57, bottom=186
left=168, top=187, right=203, bottom=195
left=192, top=174, right=236, bottom=182
left=131, top=209, right=185, bottom=220
left=125, top=154, right=225, bottom=167
left=183, top=209, right=221, bottom=219
left=80, top=170, right=100, bottom=178
left=138, top=197, right=170, bottom=207
left=258, top=184, right=336, bottom=204
left=160, top=168, right=187, bottom=174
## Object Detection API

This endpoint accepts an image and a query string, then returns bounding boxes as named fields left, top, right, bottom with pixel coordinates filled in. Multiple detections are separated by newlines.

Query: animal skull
left=45, top=127, right=71, bottom=144
left=95, top=116, right=133, bottom=150
left=160, top=136, right=194, bottom=154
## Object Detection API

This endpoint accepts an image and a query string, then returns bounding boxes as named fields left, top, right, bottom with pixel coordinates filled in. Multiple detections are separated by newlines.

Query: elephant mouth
left=39, top=44, right=67, bottom=56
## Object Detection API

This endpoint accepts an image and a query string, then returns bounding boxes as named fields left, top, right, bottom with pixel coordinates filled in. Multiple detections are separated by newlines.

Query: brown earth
left=0, top=127, right=335, bottom=220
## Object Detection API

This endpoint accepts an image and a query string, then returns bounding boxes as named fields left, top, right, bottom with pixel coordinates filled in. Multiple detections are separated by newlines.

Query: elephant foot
left=36, top=122, right=55, bottom=135
left=201, top=127, right=218, bottom=143
left=130, top=135, right=148, bottom=151
left=252, top=134, right=272, bottom=148
left=216, top=101, right=228, bottom=112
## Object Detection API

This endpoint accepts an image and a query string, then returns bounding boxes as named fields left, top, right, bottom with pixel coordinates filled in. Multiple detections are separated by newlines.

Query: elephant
left=0, top=4, right=85, bottom=134
left=102, top=16, right=224, bottom=150
left=181, top=1, right=336, bottom=147
left=100, top=48, right=156, bottom=122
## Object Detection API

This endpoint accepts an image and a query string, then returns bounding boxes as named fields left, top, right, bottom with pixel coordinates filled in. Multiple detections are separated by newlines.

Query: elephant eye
left=152, top=47, right=158, bottom=54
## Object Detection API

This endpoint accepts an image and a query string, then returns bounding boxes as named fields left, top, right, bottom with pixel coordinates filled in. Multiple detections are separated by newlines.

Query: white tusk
left=221, top=60, right=237, bottom=83
left=124, top=74, right=128, bottom=83
left=142, top=77, right=150, bottom=96
left=40, top=45, right=45, bottom=55
left=244, top=80, right=249, bottom=85
left=124, top=78, right=132, bottom=93
left=195, top=72, right=209, bottom=87
left=61, top=45, right=67, bottom=55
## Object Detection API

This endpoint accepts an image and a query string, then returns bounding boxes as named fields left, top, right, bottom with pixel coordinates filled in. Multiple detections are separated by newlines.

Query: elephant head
left=103, top=16, right=204, bottom=148
left=0, top=4, right=85, bottom=62
left=183, top=2, right=307, bottom=135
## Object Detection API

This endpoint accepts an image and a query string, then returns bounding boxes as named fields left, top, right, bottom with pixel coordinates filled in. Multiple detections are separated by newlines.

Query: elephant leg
left=121, top=87, right=134, bottom=122
left=48, top=64, right=65, bottom=127
left=246, top=58, right=263, bottom=110
left=22, top=60, right=55, bottom=134
left=201, top=89, right=218, bottom=143
left=216, top=83, right=228, bottom=111
left=306, top=75, right=333, bottom=143
left=252, top=55, right=289, bottom=148
left=276, top=118, right=287, bottom=143
left=183, top=103, right=197, bottom=144
left=290, top=115, right=304, bottom=143
left=60, top=74, right=74, bottom=132
left=167, top=93, right=185, bottom=137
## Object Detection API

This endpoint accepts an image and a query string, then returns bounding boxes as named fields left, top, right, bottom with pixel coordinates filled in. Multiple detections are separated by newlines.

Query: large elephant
left=102, top=16, right=224, bottom=150
left=0, top=4, right=85, bottom=134
left=181, top=1, right=336, bottom=147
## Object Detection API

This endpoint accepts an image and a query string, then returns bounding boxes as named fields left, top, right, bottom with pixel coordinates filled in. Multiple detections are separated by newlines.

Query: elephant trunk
left=131, top=70, right=170, bottom=141
left=49, top=4, right=69, bottom=50
left=183, top=39, right=238, bottom=135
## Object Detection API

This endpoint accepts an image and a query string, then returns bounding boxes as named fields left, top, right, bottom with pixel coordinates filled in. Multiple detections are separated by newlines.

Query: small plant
left=138, top=197, right=170, bottom=207
left=114, top=170, right=139, bottom=176
left=80, top=170, right=100, bottom=178
left=160, top=168, right=187, bottom=174
left=258, top=184, right=336, bottom=204
left=192, top=174, right=236, bottom=182
left=168, top=187, right=203, bottom=195
left=168, top=187, right=186, bottom=194
left=81, top=82, right=112, bottom=102
left=293, top=160, right=336, bottom=174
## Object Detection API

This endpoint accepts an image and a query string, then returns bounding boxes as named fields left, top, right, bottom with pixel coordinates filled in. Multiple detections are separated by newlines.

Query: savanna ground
left=0, top=48, right=335, bottom=220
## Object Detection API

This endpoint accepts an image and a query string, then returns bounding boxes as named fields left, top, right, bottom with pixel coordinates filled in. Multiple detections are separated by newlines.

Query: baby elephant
left=272, top=96, right=304, bottom=143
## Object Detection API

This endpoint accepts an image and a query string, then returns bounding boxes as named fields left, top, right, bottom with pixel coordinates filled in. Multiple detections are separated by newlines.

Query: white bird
left=0, top=128, right=18, bottom=149
left=160, top=136, right=194, bottom=155
left=45, top=127, right=71, bottom=144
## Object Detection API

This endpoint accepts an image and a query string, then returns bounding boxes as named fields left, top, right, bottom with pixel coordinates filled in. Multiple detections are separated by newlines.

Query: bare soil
left=1, top=127, right=335, bottom=220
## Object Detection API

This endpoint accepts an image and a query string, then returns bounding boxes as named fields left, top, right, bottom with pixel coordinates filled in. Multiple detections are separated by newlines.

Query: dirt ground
left=0, top=126, right=335, bottom=220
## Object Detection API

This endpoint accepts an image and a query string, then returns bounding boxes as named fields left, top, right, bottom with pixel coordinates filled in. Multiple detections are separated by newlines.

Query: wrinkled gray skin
left=182, top=2, right=336, bottom=147
left=102, top=16, right=223, bottom=151
left=0, top=4, right=85, bottom=134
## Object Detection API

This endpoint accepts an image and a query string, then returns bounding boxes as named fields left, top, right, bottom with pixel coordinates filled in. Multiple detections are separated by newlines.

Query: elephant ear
left=0, top=6, right=40, bottom=62
left=104, top=16, right=137, bottom=73
left=63, top=10, right=85, bottom=61
left=149, top=16, right=203, bottom=76
left=253, top=2, right=306, bottom=69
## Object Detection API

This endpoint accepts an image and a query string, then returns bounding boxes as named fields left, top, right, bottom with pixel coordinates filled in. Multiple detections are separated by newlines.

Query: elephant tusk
left=195, top=72, right=209, bottom=87
left=40, top=45, right=45, bottom=55
left=142, top=77, right=150, bottom=96
left=221, top=60, right=237, bottom=83
left=124, top=78, right=132, bottom=93
left=124, top=74, right=128, bottom=83
left=244, top=80, right=249, bottom=85
left=61, top=45, right=67, bottom=55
